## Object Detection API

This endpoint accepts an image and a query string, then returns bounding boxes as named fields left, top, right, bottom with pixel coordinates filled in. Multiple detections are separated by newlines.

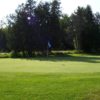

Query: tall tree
left=34, top=2, right=51, bottom=53
left=71, top=7, right=86, bottom=51
left=8, top=0, right=36, bottom=56
left=60, top=14, right=74, bottom=49
left=7, top=4, right=27, bottom=54
left=50, top=0, right=62, bottom=49
left=71, top=5, right=100, bottom=52
left=0, top=29, right=7, bottom=51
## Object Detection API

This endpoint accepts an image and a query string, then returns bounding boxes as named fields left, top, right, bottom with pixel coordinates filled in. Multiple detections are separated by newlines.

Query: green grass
left=0, top=54, right=100, bottom=100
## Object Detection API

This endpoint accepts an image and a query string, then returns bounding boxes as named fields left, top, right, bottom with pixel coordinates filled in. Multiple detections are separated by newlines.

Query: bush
left=10, top=51, right=22, bottom=58
left=0, top=53, right=10, bottom=58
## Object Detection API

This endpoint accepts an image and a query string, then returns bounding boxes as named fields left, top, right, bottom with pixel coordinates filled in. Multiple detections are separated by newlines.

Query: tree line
left=0, top=0, right=100, bottom=56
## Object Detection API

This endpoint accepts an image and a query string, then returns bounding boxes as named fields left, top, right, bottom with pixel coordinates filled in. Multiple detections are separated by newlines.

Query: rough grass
left=0, top=54, right=100, bottom=100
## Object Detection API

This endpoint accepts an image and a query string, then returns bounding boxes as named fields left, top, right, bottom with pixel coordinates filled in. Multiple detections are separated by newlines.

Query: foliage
left=0, top=0, right=100, bottom=55
left=0, top=29, right=7, bottom=51
left=60, top=14, right=74, bottom=49
left=71, top=6, right=100, bottom=52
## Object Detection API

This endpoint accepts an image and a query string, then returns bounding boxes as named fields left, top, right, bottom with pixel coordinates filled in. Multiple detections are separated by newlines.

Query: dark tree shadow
left=24, top=52, right=100, bottom=63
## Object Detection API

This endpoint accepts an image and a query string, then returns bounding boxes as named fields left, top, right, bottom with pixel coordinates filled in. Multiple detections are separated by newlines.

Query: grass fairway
left=0, top=54, right=100, bottom=100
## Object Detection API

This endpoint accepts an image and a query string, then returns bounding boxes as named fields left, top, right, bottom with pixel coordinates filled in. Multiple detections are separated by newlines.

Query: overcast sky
left=0, top=0, right=100, bottom=20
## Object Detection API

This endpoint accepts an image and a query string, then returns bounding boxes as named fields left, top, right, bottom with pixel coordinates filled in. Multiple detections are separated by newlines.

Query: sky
left=0, top=0, right=100, bottom=20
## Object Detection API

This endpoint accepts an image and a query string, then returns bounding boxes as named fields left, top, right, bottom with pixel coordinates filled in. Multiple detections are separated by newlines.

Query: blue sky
left=0, top=0, right=100, bottom=20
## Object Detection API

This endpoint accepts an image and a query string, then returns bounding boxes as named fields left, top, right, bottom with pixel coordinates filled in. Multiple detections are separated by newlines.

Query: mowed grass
left=0, top=54, right=100, bottom=100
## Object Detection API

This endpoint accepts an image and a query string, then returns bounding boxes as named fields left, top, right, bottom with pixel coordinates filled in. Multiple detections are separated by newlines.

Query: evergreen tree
left=71, top=5, right=100, bottom=52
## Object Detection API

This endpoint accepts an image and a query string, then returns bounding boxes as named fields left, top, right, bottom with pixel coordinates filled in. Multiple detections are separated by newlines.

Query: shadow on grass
left=24, top=53, right=100, bottom=63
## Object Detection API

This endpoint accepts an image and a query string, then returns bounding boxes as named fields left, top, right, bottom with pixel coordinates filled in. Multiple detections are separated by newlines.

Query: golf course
left=0, top=54, right=100, bottom=100
left=0, top=0, right=100, bottom=99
